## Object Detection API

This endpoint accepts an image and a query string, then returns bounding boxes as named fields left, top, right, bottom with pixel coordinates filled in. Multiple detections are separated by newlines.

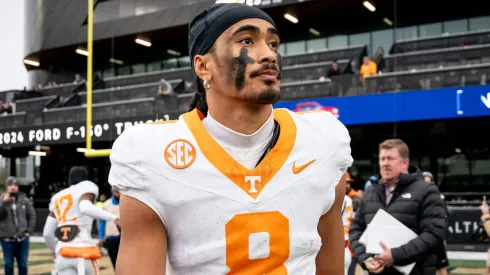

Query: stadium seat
left=390, top=29, right=490, bottom=54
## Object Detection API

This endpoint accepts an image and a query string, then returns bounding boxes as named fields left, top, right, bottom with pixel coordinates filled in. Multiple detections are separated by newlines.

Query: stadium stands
left=78, top=79, right=185, bottom=104
left=385, top=44, right=490, bottom=72
left=2, top=31, right=490, bottom=127
left=365, top=62, right=490, bottom=93
left=390, top=29, right=490, bottom=54
left=43, top=98, right=156, bottom=124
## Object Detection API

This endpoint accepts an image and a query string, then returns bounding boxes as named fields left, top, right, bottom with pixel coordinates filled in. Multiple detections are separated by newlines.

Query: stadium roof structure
left=23, top=0, right=490, bottom=73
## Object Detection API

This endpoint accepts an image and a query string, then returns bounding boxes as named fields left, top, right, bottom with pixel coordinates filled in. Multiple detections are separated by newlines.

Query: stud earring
left=203, top=79, right=211, bottom=89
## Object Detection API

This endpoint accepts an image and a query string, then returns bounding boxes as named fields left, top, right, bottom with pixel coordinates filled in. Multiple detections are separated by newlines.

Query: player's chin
left=250, top=87, right=281, bottom=105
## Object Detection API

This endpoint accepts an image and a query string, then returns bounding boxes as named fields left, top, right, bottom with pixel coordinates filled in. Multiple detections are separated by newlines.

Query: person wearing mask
left=98, top=187, right=121, bottom=269
left=350, top=139, right=447, bottom=275
left=422, top=171, right=450, bottom=275
left=0, top=178, right=36, bottom=275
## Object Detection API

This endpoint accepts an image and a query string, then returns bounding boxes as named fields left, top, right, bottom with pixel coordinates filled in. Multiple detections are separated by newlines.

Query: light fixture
left=383, top=18, right=393, bottom=26
left=284, top=13, right=298, bottom=24
left=24, top=59, right=40, bottom=67
left=76, top=148, right=95, bottom=153
left=135, top=38, right=152, bottom=47
left=455, top=148, right=462, bottom=154
left=109, top=58, right=124, bottom=65
left=363, top=1, right=376, bottom=12
left=76, top=48, right=89, bottom=56
left=167, top=49, right=181, bottom=56
left=309, top=28, right=320, bottom=36
left=28, top=151, right=47, bottom=157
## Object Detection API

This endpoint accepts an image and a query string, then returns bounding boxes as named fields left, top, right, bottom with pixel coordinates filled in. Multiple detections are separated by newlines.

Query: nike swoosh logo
left=292, top=159, right=315, bottom=174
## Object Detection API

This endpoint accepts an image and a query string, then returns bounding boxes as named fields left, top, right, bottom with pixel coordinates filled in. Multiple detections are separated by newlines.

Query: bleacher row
left=3, top=29, right=490, bottom=129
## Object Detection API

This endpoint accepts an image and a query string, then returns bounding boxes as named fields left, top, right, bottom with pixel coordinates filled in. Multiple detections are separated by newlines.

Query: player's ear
left=194, top=54, right=213, bottom=83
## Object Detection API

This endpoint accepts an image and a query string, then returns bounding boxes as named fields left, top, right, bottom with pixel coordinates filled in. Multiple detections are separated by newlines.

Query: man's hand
left=2, top=193, right=11, bottom=202
left=364, top=257, right=384, bottom=273
left=374, top=242, right=394, bottom=267
left=482, top=201, right=489, bottom=215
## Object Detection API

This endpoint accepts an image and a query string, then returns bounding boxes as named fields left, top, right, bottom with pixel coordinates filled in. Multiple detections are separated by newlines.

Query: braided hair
left=188, top=45, right=216, bottom=116
left=188, top=77, right=208, bottom=115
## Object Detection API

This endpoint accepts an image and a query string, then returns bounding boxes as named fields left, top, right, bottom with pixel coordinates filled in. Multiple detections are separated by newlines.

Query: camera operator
left=0, top=178, right=36, bottom=275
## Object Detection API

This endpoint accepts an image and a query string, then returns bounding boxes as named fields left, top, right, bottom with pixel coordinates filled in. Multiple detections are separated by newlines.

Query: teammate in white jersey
left=109, top=3, right=353, bottom=274
left=43, top=166, right=120, bottom=275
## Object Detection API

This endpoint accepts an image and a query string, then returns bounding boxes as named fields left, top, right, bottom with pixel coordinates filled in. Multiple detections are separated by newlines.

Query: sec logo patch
left=164, top=139, right=196, bottom=169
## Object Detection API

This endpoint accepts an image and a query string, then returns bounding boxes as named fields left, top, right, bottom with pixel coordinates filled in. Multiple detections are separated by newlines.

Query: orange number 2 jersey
left=49, top=181, right=99, bottom=253
left=109, top=108, right=353, bottom=274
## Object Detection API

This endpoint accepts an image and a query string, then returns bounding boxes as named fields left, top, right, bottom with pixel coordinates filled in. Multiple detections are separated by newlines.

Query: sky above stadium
left=0, top=0, right=27, bottom=91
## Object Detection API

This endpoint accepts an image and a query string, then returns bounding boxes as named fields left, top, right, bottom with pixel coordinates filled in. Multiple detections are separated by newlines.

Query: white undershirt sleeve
left=43, top=216, right=58, bottom=253
left=79, top=200, right=118, bottom=221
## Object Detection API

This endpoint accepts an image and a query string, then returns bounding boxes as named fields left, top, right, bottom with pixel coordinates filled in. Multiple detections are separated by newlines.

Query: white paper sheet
left=359, top=209, right=418, bottom=275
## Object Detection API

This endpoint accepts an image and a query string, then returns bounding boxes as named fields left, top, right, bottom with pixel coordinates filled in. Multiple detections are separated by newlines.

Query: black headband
left=188, top=3, right=276, bottom=71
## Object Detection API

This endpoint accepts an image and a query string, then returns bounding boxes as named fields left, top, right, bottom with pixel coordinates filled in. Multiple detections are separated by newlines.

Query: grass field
left=0, top=242, right=487, bottom=275
left=0, top=242, right=114, bottom=275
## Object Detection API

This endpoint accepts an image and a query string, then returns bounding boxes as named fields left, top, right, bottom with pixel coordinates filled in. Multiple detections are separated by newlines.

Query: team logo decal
left=164, top=139, right=197, bottom=169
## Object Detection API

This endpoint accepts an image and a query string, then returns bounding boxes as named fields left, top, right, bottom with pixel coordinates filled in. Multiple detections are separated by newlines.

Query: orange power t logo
left=164, top=139, right=196, bottom=169
left=61, top=227, right=71, bottom=240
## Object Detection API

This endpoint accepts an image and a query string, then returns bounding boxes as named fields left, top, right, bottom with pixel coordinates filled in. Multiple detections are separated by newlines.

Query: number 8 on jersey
left=225, top=211, right=289, bottom=274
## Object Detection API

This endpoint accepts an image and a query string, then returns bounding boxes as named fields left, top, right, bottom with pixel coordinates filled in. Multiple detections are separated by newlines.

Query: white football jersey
left=109, top=108, right=353, bottom=274
left=49, top=180, right=99, bottom=252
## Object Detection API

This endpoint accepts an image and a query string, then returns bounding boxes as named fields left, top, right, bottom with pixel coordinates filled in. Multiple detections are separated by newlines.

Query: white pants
left=344, top=247, right=352, bottom=275
left=54, top=256, right=99, bottom=275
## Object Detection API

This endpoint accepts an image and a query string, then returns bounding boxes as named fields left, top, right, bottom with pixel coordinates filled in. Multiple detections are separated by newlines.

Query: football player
left=109, top=3, right=353, bottom=274
left=43, top=166, right=120, bottom=275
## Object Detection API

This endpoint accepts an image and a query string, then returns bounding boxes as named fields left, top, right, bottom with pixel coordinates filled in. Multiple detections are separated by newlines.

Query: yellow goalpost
left=84, top=0, right=111, bottom=158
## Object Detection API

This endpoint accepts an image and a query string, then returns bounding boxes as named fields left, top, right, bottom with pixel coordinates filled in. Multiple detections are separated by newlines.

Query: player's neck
left=207, top=100, right=273, bottom=135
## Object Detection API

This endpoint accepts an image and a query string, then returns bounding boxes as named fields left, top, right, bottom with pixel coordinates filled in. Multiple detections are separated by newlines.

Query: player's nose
left=257, top=41, right=277, bottom=65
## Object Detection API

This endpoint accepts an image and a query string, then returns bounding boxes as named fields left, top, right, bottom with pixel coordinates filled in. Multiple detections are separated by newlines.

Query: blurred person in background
left=96, top=193, right=108, bottom=208
left=360, top=56, right=377, bottom=80
left=364, top=175, right=378, bottom=191
left=342, top=194, right=355, bottom=275
left=346, top=172, right=358, bottom=198
left=43, top=166, right=120, bottom=275
left=98, top=187, right=121, bottom=269
left=327, top=61, right=342, bottom=78
left=73, top=74, right=85, bottom=84
left=375, top=47, right=385, bottom=74
left=350, top=139, right=447, bottom=275
left=0, top=178, right=36, bottom=275
left=157, top=78, right=174, bottom=95
left=480, top=199, right=490, bottom=275
left=423, top=171, right=450, bottom=275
